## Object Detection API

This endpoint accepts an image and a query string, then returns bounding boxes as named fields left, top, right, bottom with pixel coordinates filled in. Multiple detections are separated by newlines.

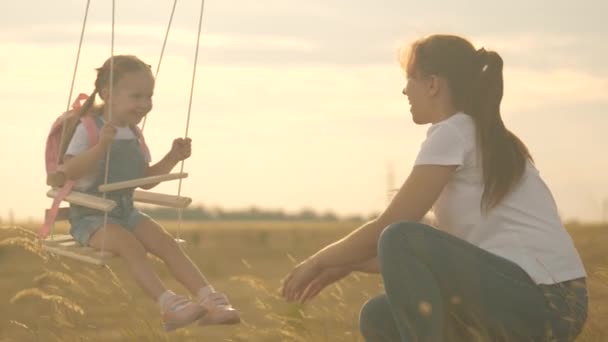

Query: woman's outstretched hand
left=296, top=266, right=352, bottom=303
left=281, top=258, right=322, bottom=302
left=281, top=258, right=352, bottom=303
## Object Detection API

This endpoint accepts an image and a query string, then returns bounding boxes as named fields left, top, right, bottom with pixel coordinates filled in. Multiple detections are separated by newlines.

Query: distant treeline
left=139, top=205, right=376, bottom=222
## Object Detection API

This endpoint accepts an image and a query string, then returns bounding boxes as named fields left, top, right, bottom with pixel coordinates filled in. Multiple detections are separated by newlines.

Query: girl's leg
left=88, top=223, right=166, bottom=300
left=133, top=217, right=240, bottom=325
left=377, top=221, right=549, bottom=342
left=88, top=222, right=206, bottom=331
left=132, top=218, right=208, bottom=295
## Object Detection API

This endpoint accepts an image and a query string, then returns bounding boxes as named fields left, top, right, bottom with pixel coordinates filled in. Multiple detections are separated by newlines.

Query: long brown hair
left=401, top=34, right=532, bottom=210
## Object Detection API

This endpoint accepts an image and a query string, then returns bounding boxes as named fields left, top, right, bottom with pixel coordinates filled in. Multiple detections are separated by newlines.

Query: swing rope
left=55, top=0, right=203, bottom=261
left=140, top=0, right=178, bottom=132
left=99, top=0, right=117, bottom=258
left=175, top=0, right=207, bottom=242
left=99, top=0, right=206, bottom=254
left=63, top=0, right=91, bottom=123
left=50, top=0, right=91, bottom=240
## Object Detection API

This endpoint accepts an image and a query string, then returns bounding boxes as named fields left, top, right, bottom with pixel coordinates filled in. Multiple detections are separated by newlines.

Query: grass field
left=1, top=220, right=606, bottom=341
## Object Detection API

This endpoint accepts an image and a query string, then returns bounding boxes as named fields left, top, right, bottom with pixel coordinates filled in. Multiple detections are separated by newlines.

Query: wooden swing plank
left=47, top=189, right=117, bottom=212
left=43, top=245, right=113, bottom=265
left=46, top=234, right=74, bottom=243
left=132, top=190, right=192, bottom=208
left=42, top=234, right=186, bottom=265
left=58, top=240, right=79, bottom=247
left=42, top=234, right=113, bottom=265
left=98, top=173, right=188, bottom=193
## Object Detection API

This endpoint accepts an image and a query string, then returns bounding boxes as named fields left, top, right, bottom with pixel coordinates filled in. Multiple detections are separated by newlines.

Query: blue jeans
left=359, top=222, right=587, bottom=342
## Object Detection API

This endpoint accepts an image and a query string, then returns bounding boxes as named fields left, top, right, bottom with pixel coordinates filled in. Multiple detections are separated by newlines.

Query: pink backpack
left=41, top=93, right=150, bottom=238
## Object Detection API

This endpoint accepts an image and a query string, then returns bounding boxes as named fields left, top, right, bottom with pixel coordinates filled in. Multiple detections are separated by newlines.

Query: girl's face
left=104, top=70, right=155, bottom=126
left=402, top=70, right=435, bottom=125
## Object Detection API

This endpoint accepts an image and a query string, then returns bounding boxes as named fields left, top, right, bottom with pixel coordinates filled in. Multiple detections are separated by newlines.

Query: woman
left=280, top=34, right=587, bottom=341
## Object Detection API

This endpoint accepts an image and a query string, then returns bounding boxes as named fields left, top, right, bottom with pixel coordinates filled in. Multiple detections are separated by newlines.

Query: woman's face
left=402, top=70, right=435, bottom=125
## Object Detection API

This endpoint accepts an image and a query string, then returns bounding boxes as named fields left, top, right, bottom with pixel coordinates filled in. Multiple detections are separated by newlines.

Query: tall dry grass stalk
left=1, top=222, right=606, bottom=341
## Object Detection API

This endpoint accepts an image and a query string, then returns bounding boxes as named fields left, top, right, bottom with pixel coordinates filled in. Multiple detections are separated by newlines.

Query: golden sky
left=1, top=0, right=607, bottom=222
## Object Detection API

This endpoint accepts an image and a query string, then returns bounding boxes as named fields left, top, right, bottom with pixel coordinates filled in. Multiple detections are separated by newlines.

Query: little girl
left=63, top=55, right=240, bottom=331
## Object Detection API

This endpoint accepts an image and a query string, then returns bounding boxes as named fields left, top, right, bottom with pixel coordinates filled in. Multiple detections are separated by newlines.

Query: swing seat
left=48, top=188, right=192, bottom=210
left=133, top=190, right=192, bottom=208
left=42, top=207, right=114, bottom=265
left=43, top=163, right=191, bottom=267
left=42, top=233, right=187, bottom=266
left=98, top=172, right=188, bottom=193
left=41, top=211, right=187, bottom=266
left=47, top=188, right=117, bottom=212
left=42, top=234, right=113, bottom=265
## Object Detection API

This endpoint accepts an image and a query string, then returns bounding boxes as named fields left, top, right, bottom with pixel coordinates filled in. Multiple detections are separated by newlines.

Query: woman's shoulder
left=427, top=112, right=475, bottom=142
left=443, top=112, right=474, bottom=129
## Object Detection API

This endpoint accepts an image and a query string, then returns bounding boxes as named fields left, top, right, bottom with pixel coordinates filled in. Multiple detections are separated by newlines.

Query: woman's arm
left=309, top=164, right=457, bottom=270
left=352, top=256, right=379, bottom=274
left=281, top=164, right=457, bottom=302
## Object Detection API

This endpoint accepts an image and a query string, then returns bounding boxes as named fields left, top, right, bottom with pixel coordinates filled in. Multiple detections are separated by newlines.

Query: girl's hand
left=169, top=138, right=192, bottom=162
left=98, top=124, right=116, bottom=149
left=281, top=257, right=324, bottom=302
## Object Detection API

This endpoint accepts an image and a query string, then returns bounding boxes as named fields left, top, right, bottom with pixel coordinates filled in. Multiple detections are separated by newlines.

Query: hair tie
left=476, top=47, right=488, bottom=69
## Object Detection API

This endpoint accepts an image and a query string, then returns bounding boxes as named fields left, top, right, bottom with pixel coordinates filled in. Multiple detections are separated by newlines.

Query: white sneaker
left=161, top=295, right=206, bottom=332
left=198, top=292, right=241, bottom=326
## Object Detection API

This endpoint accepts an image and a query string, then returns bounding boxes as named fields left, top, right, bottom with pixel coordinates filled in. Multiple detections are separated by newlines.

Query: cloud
left=2, top=41, right=605, bottom=125
left=472, top=32, right=608, bottom=74
left=5, top=23, right=318, bottom=51
left=503, top=67, right=608, bottom=113
left=3, top=1, right=606, bottom=69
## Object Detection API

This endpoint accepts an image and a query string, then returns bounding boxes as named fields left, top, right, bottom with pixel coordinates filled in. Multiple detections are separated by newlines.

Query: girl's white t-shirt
left=65, top=121, right=151, bottom=191
left=414, top=112, right=586, bottom=284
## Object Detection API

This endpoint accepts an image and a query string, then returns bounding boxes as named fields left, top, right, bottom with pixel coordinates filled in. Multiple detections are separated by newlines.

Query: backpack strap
left=45, top=93, right=90, bottom=179
left=40, top=180, right=76, bottom=239
left=40, top=111, right=99, bottom=239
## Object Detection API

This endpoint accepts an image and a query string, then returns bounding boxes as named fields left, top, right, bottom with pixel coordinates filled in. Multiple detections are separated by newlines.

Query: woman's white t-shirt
left=414, top=112, right=586, bottom=285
